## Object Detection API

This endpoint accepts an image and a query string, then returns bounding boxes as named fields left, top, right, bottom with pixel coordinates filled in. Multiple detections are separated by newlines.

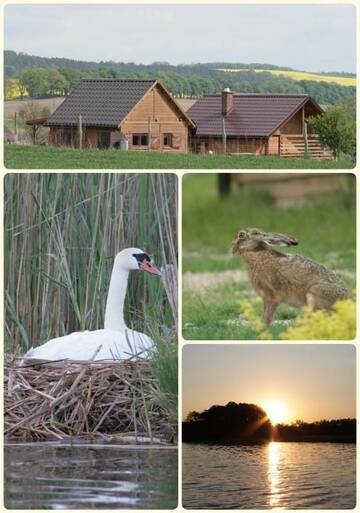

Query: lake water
left=182, top=442, right=356, bottom=509
left=5, top=442, right=178, bottom=509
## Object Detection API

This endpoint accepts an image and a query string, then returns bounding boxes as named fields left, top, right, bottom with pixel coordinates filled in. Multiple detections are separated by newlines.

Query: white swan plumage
left=23, top=248, right=161, bottom=362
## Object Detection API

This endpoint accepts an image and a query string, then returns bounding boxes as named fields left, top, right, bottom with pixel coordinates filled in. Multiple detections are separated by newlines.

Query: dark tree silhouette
left=275, top=418, right=356, bottom=443
left=183, top=402, right=273, bottom=443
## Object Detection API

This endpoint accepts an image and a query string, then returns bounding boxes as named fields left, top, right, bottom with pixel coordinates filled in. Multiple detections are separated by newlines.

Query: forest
left=4, top=50, right=356, bottom=106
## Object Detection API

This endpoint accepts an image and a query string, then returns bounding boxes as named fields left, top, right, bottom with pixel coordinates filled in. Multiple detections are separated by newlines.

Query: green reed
left=4, top=173, right=178, bottom=413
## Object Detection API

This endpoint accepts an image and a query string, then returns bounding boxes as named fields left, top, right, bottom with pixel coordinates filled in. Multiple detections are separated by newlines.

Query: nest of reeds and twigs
left=5, top=358, right=176, bottom=444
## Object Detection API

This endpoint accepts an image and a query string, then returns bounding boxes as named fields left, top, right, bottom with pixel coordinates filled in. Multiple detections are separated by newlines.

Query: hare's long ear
left=262, top=231, right=298, bottom=247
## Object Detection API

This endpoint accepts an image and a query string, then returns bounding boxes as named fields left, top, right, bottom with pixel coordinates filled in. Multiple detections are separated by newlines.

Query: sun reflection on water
left=268, top=441, right=282, bottom=509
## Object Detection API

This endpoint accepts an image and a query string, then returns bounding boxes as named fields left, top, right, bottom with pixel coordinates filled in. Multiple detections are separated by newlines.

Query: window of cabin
left=132, top=134, right=148, bottom=146
left=97, top=131, right=111, bottom=149
left=163, top=133, right=173, bottom=147
left=61, top=129, right=74, bottom=146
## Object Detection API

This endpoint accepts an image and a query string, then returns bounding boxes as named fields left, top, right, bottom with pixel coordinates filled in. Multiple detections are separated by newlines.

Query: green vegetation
left=182, top=174, right=356, bottom=340
left=4, top=51, right=356, bottom=106
left=308, top=100, right=356, bottom=160
left=4, top=145, right=353, bottom=169
left=5, top=173, right=178, bottom=418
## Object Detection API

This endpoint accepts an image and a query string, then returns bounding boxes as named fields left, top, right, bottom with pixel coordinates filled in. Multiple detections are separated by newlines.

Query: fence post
left=78, top=114, right=83, bottom=150
left=148, top=117, right=151, bottom=152
left=14, top=112, right=17, bottom=142
left=222, top=117, right=227, bottom=154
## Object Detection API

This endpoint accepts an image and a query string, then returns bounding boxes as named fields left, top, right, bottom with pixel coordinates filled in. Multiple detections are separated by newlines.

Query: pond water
left=5, top=442, right=178, bottom=509
left=182, top=442, right=356, bottom=509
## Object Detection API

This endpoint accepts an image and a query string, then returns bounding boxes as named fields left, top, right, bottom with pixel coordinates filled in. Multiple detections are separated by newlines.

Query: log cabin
left=45, top=79, right=195, bottom=152
left=188, top=89, right=332, bottom=159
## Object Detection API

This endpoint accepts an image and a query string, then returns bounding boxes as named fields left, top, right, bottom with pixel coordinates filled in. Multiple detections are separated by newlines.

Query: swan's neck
left=104, top=265, right=129, bottom=332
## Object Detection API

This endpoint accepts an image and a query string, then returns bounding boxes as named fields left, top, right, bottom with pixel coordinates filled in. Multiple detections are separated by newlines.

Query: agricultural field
left=182, top=174, right=356, bottom=340
left=217, top=68, right=356, bottom=87
left=4, top=145, right=353, bottom=169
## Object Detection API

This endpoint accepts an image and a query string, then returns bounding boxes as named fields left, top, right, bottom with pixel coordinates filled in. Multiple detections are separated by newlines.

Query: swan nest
left=4, top=359, right=175, bottom=443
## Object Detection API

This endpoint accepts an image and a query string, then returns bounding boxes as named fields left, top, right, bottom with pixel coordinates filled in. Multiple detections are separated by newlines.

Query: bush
left=281, top=299, right=356, bottom=340
left=307, top=104, right=356, bottom=160
left=239, top=298, right=356, bottom=340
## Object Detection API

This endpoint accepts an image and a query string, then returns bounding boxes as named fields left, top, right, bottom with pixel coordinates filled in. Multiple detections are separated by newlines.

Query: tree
left=4, top=78, right=18, bottom=100
left=17, top=71, right=28, bottom=100
left=46, top=69, right=67, bottom=96
left=307, top=104, right=356, bottom=160
left=18, top=68, right=48, bottom=98
left=183, top=402, right=273, bottom=442
left=18, top=101, right=51, bottom=144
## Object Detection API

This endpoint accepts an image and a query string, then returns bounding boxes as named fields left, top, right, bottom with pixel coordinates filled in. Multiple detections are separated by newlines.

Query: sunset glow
left=262, top=400, right=290, bottom=425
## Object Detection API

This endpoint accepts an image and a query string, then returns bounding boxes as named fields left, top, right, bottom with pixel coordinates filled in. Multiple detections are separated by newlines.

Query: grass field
left=4, top=145, right=353, bottom=169
left=182, top=174, right=356, bottom=340
left=217, top=68, right=356, bottom=87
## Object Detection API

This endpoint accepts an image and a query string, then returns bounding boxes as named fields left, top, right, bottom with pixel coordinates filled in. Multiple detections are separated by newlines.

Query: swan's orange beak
left=140, top=260, right=162, bottom=276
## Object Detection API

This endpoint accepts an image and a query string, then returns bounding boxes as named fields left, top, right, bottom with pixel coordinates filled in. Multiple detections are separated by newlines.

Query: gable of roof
left=188, top=94, right=323, bottom=138
left=46, top=79, right=195, bottom=129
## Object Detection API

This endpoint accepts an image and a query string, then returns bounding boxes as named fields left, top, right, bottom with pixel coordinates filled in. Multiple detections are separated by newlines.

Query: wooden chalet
left=188, top=90, right=331, bottom=159
left=45, top=79, right=195, bottom=152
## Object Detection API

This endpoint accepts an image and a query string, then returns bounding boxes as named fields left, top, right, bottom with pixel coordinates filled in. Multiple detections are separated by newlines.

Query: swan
left=23, top=248, right=162, bottom=362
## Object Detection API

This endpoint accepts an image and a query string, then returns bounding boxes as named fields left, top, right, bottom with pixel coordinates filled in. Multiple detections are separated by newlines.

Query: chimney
left=222, top=87, right=233, bottom=116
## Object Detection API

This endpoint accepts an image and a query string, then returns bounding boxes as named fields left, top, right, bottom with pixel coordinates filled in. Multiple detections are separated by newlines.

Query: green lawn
left=4, top=144, right=354, bottom=169
left=182, top=174, right=356, bottom=340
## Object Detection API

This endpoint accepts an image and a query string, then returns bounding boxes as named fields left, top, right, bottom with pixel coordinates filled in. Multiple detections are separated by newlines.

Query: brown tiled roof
left=46, top=79, right=157, bottom=127
left=188, top=94, right=323, bottom=137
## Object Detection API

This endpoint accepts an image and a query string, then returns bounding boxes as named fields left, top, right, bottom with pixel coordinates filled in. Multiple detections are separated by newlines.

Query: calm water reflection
left=183, top=442, right=356, bottom=509
left=5, top=442, right=177, bottom=509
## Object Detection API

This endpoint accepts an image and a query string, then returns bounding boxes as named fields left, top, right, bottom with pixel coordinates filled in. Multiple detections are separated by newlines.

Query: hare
left=231, top=227, right=348, bottom=325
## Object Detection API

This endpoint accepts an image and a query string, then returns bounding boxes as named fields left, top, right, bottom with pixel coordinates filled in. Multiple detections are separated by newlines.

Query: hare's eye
left=238, top=231, right=246, bottom=239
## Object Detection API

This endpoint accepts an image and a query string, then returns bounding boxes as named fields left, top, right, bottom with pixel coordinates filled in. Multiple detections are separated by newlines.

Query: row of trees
left=4, top=50, right=356, bottom=105
left=276, top=418, right=356, bottom=442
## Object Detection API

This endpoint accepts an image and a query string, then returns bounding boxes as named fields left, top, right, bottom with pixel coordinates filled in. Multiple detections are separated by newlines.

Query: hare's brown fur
left=232, top=228, right=348, bottom=325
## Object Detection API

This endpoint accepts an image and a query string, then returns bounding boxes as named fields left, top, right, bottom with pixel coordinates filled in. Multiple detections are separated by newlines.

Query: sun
left=262, top=399, right=289, bottom=424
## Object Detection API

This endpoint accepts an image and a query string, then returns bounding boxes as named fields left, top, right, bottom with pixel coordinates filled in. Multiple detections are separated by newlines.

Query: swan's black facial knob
left=133, top=253, right=161, bottom=276
left=133, top=252, right=151, bottom=264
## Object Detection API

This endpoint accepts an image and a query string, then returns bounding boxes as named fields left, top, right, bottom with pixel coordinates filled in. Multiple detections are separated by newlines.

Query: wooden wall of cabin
left=120, top=85, right=189, bottom=153
left=279, top=108, right=303, bottom=135
left=191, top=136, right=266, bottom=155
left=48, top=127, right=114, bottom=148
left=268, top=135, right=280, bottom=155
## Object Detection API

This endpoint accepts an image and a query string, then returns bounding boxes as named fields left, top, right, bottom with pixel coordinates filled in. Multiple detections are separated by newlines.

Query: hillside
left=4, top=51, right=356, bottom=106
left=218, top=68, right=356, bottom=87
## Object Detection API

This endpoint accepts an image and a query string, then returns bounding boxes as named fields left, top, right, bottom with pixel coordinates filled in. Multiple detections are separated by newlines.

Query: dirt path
left=183, top=269, right=248, bottom=292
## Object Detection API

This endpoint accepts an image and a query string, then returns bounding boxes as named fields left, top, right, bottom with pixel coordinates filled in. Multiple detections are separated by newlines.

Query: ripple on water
left=182, top=442, right=356, bottom=509
left=5, top=443, right=178, bottom=509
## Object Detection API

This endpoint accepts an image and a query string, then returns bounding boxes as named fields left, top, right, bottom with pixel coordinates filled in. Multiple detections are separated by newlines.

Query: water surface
left=182, top=442, right=356, bottom=509
left=5, top=442, right=177, bottom=509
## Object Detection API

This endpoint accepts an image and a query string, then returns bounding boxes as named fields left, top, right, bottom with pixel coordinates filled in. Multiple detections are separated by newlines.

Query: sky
left=182, top=345, right=356, bottom=422
left=4, top=4, right=356, bottom=73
